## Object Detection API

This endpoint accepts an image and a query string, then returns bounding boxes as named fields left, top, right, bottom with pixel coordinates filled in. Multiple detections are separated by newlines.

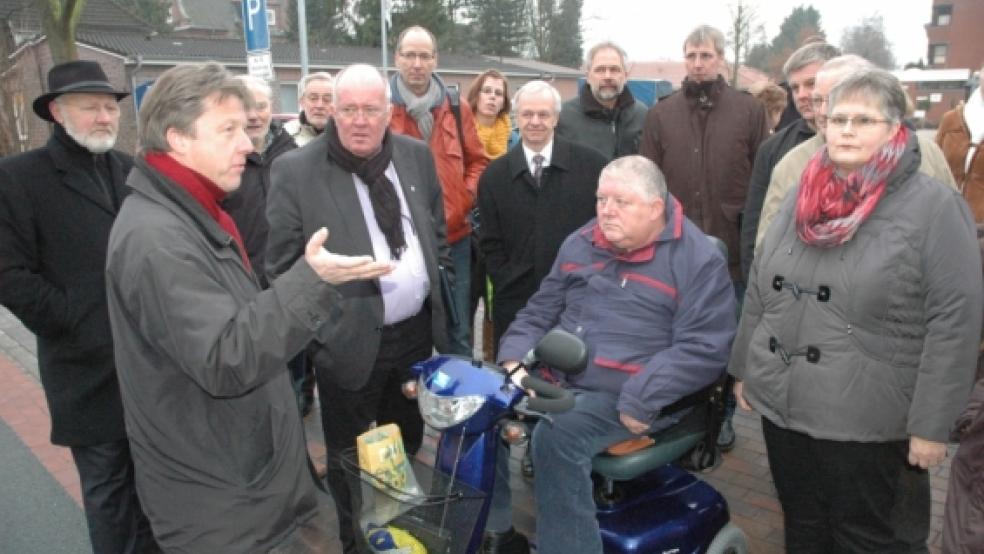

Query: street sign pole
left=242, top=0, right=274, bottom=81
left=298, top=0, right=309, bottom=78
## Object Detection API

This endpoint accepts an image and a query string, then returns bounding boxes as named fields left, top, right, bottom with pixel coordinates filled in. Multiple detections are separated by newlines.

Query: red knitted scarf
left=144, top=151, right=251, bottom=270
left=794, top=126, right=909, bottom=248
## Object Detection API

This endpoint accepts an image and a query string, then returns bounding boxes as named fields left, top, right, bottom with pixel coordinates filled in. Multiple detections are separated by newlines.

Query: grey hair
left=684, top=25, right=725, bottom=57
left=584, top=41, right=629, bottom=72
left=815, top=54, right=874, bottom=87
left=138, top=62, right=252, bottom=154
left=297, top=71, right=333, bottom=98
left=332, top=63, right=392, bottom=106
left=782, top=42, right=841, bottom=79
left=235, top=74, right=272, bottom=101
left=827, top=68, right=907, bottom=124
left=599, top=155, right=668, bottom=202
left=512, top=80, right=562, bottom=115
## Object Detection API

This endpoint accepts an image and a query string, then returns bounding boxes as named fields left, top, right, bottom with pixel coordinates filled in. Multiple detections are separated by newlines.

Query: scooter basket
left=341, top=448, right=485, bottom=554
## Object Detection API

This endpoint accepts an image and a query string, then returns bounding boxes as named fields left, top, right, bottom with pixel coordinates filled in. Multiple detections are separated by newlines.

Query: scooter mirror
left=533, top=329, right=587, bottom=375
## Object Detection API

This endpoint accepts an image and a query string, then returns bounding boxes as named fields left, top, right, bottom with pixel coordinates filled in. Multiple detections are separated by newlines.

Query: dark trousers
left=317, top=309, right=432, bottom=553
left=70, top=439, right=158, bottom=554
left=761, top=417, right=927, bottom=553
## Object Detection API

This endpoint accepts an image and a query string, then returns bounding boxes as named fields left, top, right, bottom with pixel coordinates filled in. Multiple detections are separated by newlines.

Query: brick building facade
left=895, top=0, right=983, bottom=127
left=925, top=0, right=984, bottom=70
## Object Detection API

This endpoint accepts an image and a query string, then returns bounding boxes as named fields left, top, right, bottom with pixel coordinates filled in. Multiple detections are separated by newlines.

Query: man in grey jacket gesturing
left=105, top=62, right=392, bottom=552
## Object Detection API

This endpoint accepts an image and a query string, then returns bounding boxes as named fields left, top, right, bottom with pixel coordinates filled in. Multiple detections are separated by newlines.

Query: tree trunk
left=40, top=0, right=85, bottom=64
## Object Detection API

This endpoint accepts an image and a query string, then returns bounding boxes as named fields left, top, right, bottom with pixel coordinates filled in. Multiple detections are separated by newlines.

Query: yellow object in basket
left=357, top=423, right=416, bottom=492
left=388, top=526, right=427, bottom=554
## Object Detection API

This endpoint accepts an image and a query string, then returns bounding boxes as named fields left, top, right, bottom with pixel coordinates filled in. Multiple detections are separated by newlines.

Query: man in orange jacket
left=389, top=25, right=489, bottom=357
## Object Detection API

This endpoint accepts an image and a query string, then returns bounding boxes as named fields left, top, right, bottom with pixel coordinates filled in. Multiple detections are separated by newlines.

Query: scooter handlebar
left=520, top=374, right=574, bottom=413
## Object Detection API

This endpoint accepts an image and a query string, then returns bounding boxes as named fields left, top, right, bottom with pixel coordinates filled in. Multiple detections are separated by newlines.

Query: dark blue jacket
left=498, top=197, right=737, bottom=424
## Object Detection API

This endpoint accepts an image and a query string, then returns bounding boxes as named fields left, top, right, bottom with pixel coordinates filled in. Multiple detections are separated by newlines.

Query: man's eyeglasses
left=826, top=115, right=892, bottom=130
left=399, top=51, right=435, bottom=62
left=335, top=105, right=386, bottom=120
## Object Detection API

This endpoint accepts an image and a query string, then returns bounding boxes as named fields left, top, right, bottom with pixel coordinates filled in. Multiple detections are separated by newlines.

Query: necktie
left=532, top=154, right=545, bottom=188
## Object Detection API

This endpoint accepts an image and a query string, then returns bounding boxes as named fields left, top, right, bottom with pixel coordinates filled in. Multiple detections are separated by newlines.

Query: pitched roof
left=173, top=0, right=238, bottom=33
left=76, top=32, right=576, bottom=78
left=0, top=0, right=149, bottom=35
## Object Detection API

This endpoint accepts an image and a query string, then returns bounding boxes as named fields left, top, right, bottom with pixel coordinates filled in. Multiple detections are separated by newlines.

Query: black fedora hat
left=32, top=60, right=130, bottom=122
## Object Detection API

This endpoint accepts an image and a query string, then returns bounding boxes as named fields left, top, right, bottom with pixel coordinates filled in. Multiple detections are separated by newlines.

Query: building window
left=279, top=83, right=298, bottom=114
left=933, top=5, right=952, bottom=26
left=267, top=9, right=276, bottom=26
left=929, top=43, right=948, bottom=66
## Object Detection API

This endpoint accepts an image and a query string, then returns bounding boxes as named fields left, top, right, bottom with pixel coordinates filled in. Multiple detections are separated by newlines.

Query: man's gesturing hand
left=304, top=228, right=394, bottom=284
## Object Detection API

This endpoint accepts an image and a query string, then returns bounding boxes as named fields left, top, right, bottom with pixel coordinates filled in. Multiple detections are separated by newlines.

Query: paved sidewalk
left=0, top=306, right=953, bottom=553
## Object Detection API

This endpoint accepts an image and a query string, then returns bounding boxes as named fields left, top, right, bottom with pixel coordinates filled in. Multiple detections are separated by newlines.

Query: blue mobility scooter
left=410, top=329, right=749, bottom=554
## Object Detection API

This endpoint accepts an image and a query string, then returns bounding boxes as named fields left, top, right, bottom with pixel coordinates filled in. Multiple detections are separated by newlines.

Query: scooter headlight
left=418, top=378, right=485, bottom=429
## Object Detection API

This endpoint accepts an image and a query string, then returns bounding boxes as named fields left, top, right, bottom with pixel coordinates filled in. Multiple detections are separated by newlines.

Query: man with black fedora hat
left=0, top=59, right=157, bottom=553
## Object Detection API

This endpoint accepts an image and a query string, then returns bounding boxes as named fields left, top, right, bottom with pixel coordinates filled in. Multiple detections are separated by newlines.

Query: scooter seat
left=592, top=407, right=707, bottom=481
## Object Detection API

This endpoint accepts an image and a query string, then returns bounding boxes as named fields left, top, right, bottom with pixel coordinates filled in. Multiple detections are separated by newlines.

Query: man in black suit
left=0, top=60, right=157, bottom=553
left=266, top=63, right=450, bottom=554
left=479, top=80, right=607, bottom=352
left=476, top=80, right=607, bottom=550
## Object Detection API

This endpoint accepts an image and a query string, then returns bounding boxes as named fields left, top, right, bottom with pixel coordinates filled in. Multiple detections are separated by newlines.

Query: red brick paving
left=0, top=345, right=957, bottom=552
left=0, top=353, right=82, bottom=506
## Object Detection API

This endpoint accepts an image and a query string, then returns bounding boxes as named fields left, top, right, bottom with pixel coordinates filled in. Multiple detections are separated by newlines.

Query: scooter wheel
left=705, top=522, right=748, bottom=554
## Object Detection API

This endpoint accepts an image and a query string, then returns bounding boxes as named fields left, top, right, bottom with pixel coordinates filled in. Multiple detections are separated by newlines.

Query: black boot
left=481, top=527, right=530, bottom=554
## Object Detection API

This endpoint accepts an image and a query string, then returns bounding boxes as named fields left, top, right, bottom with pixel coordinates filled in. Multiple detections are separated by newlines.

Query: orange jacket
left=389, top=90, right=488, bottom=244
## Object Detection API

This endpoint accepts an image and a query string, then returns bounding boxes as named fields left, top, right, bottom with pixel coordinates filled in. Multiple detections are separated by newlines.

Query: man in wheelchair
left=489, top=156, right=737, bottom=554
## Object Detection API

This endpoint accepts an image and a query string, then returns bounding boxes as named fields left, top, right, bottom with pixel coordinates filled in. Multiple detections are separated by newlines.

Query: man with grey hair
left=478, top=80, right=606, bottom=353
left=489, top=154, right=737, bottom=554
left=556, top=41, right=648, bottom=159
left=105, top=61, right=392, bottom=551
left=739, top=41, right=840, bottom=280
left=285, top=71, right=334, bottom=146
left=267, top=63, right=451, bottom=553
left=0, top=60, right=158, bottom=553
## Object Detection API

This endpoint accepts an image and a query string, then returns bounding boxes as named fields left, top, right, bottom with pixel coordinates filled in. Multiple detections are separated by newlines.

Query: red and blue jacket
left=498, top=196, right=737, bottom=425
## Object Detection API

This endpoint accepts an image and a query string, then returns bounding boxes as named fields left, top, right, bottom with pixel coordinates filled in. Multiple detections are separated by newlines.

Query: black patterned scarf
left=324, top=119, right=406, bottom=259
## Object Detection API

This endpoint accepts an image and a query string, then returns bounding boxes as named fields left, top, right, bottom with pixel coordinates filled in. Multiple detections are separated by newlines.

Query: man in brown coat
left=639, top=24, right=769, bottom=283
left=639, top=24, right=769, bottom=451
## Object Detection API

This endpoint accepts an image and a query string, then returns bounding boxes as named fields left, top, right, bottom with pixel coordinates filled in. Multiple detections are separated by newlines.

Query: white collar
left=523, top=139, right=554, bottom=170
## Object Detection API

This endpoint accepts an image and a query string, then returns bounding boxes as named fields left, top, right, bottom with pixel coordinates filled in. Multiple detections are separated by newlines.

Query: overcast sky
left=581, top=0, right=931, bottom=68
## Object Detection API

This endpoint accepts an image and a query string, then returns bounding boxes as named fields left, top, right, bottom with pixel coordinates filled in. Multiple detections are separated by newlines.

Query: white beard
left=63, top=120, right=117, bottom=154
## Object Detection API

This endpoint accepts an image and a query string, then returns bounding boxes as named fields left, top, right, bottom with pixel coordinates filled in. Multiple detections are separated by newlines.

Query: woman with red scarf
left=728, top=68, right=983, bottom=552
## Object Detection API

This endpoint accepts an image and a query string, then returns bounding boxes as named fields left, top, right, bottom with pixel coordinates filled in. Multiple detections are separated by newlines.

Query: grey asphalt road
left=0, top=420, right=91, bottom=554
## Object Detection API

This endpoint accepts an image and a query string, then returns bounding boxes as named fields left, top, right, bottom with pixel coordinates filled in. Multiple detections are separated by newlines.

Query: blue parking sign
left=242, top=0, right=270, bottom=52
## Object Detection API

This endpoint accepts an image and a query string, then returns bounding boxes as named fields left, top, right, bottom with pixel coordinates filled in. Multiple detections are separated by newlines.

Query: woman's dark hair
left=466, top=69, right=511, bottom=118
